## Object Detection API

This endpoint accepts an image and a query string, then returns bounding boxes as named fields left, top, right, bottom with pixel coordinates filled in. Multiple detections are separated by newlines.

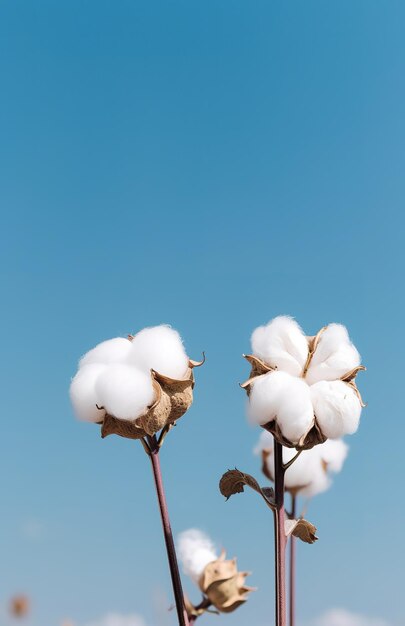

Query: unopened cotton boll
left=79, top=337, right=133, bottom=369
left=96, top=364, right=156, bottom=421
left=177, top=529, right=218, bottom=584
left=251, top=316, right=309, bottom=377
left=70, top=363, right=107, bottom=422
left=306, top=324, right=361, bottom=385
left=128, top=325, right=189, bottom=379
left=319, top=438, right=348, bottom=473
left=311, top=380, right=361, bottom=439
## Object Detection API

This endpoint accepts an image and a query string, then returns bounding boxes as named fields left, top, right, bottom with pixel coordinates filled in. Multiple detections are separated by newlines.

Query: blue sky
left=0, top=1, right=404, bottom=625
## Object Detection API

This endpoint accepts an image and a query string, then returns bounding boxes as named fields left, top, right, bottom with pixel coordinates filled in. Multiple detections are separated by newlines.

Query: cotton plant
left=177, top=529, right=255, bottom=624
left=219, top=316, right=365, bottom=626
left=70, top=325, right=204, bottom=626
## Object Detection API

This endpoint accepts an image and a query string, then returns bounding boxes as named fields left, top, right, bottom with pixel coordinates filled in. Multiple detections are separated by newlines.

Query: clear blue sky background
left=0, top=1, right=404, bottom=625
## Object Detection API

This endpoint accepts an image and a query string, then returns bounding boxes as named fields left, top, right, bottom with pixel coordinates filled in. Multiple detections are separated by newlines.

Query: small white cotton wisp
left=251, top=316, right=309, bottom=377
left=96, top=364, right=156, bottom=421
left=70, top=363, right=107, bottom=422
left=177, top=529, right=218, bottom=584
left=128, top=325, right=189, bottom=379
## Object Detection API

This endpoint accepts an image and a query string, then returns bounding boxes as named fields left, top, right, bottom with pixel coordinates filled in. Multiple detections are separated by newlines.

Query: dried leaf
left=219, top=469, right=275, bottom=510
left=219, top=469, right=262, bottom=500
left=285, top=518, right=318, bottom=544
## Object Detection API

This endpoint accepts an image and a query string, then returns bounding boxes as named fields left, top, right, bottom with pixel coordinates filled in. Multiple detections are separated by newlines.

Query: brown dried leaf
left=219, top=469, right=262, bottom=500
left=285, top=518, right=318, bottom=544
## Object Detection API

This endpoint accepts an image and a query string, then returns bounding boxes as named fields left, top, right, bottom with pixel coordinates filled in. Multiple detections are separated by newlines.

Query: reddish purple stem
left=289, top=494, right=296, bottom=626
left=273, top=439, right=287, bottom=626
left=147, top=435, right=190, bottom=626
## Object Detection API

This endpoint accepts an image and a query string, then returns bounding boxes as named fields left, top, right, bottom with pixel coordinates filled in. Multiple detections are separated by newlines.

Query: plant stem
left=147, top=435, right=190, bottom=626
left=289, top=494, right=296, bottom=626
left=273, top=438, right=286, bottom=626
left=188, top=598, right=212, bottom=625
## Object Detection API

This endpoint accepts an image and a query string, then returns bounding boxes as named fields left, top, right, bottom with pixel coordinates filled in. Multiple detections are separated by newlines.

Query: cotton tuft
left=79, top=337, right=133, bottom=369
left=95, top=364, right=155, bottom=421
left=249, top=372, right=313, bottom=444
left=306, top=324, right=361, bottom=385
left=311, top=380, right=361, bottom=438
left=70, top=364, right=107, bottom=422
left=177, top=529, right=218, bottom=583
left=251, top=316, right=309, bottom=376
left=128, top=325, right=189, bottom=379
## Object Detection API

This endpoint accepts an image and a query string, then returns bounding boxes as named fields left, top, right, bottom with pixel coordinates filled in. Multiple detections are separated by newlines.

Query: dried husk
left=199, top=552, right=254, bottom=614
left=243, top=327, right=366, bottom=450
left=101, top=357, right=204, bottom=440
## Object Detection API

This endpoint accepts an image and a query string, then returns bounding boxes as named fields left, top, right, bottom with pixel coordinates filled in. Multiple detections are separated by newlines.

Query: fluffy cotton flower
left=177, top=529, right=218, bottom=583
left=128, top=325, right=189, bottom=379
left=70, top=325, right=202, bottom=439
left=245, top=315, right=364, bottom=448
left=178, top=529, right=255, bottom=615
left=255, top=431, right=348, bottom=497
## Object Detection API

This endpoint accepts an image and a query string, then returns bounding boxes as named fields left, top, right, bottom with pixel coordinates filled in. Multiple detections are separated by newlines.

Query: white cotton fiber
left=249, top=371, right=293, bottom=426
left=177, top=529, right=218, bottom=584
left=96, top=364, right=156, bottom=421
left=79, top=337, right=132, bottom=369
left=249, top=372, right=314, bottom=444
left=70, top=363, right=107, bottom=422
left=251, top=316, right=309, bottom=377
left=311, top=380, right=361, bottom=439
left=299, top=468, right=331, bottom=498
left=128, top=325, right=189, bottom=379
left=319, top=438, right=348, bottom=473
left=306, top=324, right=361, bottom=385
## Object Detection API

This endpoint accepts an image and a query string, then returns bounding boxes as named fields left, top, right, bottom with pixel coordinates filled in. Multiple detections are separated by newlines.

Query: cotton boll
left=251, top=316, right=309, bottom=376
left=96, top=364, right=156, bottom=421
left=177, top=529, right=218, bottom=584
left=70, top=364, right=106, bottom=422
left=319, top=438, right=348, bottom=473
left=79, top=337, right=132, bottom=369
left=128, top=325, right=189, bottom=379
left=311, top=380, right=361, bottom=439
left=306, top=324, right=361, bottom=385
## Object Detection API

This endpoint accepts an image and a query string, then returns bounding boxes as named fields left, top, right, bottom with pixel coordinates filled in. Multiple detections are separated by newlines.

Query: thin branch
left=283, top=450, right=303, bottom=471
